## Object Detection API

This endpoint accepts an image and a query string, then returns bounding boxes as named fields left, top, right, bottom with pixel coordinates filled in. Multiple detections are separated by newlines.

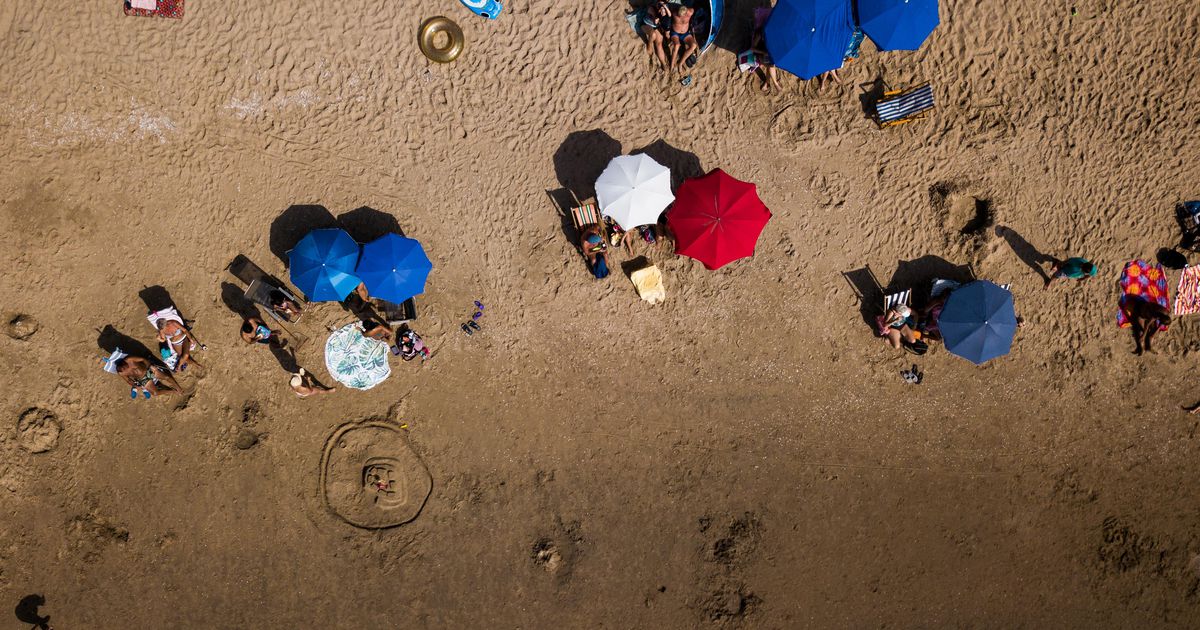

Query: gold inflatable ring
left=418, top=17, right=464, bottom=64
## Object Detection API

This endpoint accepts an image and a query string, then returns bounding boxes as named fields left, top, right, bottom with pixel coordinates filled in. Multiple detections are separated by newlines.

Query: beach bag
left=737, top=50, right=760, bottom=72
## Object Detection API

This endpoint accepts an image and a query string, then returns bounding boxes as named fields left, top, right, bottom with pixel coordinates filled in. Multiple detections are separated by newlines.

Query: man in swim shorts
left=667, top=3, right=699, bottom=74
left=115, top=356, right=182, bottom=399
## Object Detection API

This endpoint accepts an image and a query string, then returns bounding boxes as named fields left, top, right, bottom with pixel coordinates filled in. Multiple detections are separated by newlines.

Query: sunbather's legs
left=642, top=26, right=667, bottom=68
left=667, top=37, right=680, bottom=71
left=179, top=338, right=203, bottom=370
left=884, top=328, right=902, bottom=349
left=149, top=367, right=182, bottom=395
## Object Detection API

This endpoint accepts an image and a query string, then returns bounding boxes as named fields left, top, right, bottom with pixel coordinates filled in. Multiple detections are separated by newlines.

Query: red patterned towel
left=1117, top=259, right=1170, bottom=330
left=124, top=0, right=184, bottom=19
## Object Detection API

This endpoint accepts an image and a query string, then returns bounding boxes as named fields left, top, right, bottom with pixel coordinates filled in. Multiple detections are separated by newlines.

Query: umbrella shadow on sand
left=553, top=130, right=622, bottom=203
left=842, top=256, right=974, bottom=333
left=269, top=205, right=338, bottom=266
left=631, top=139, right=704, bottom=190
left=338, top=206, right=406, bottom=242
left=712, top=0, right=769, bottom=55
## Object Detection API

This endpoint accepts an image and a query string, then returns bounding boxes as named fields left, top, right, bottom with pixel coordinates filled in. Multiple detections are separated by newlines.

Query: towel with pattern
left=1117, top=259, right=1170, bottom=330
left=324, top=323, right=391, bottom=390
left=1174, top=265, right=1200, bottom=316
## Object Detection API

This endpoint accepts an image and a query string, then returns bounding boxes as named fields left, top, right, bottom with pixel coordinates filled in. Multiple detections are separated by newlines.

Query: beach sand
left=1, top=0, right=1199, bottom=626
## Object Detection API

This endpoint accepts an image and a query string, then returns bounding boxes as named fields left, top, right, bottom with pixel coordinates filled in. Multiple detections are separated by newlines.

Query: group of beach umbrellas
left=595, top=154, right=773, bottom=271
left=289, top=229, right=432, bottom=303
left=765, top=0, right=939, bottom=79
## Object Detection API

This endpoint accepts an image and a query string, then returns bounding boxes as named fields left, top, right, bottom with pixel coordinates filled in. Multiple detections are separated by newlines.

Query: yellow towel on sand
left=630, top=265, right=665, bottom=304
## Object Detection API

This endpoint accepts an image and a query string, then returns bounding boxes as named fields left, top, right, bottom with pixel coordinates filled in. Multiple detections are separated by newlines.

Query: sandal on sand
left=467, top=320, right=481, bottom=331
left=461, top=323, right=473, bottom=336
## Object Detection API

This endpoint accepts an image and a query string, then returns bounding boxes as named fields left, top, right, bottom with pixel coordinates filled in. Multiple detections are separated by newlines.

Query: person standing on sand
left=289, top=368, right=335, bottom=398
left=1045, top=257, right=1097, bottom=288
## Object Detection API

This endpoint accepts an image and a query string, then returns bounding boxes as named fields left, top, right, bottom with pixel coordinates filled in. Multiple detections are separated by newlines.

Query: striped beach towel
left=1117, top=259, right=1170, bottom=330
left=876, top=83, right=935, bottom=125
left=1174, top=265, right=1200, bottom=316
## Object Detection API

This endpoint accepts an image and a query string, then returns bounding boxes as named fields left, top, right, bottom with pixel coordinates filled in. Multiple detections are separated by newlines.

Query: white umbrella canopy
left=595, top=154, right=675, bottom=229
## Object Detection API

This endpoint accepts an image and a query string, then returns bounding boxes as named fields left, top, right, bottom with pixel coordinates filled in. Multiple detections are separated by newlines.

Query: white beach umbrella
left=595, top=154, right=675, bottom=230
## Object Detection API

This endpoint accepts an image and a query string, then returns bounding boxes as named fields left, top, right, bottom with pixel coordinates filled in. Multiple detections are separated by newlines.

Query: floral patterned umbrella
left=324, top=323, right=391, bottom=390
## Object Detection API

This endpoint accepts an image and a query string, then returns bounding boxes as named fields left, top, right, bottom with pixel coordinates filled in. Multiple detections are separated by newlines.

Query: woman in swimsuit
left=268, top=290, right=304, bottom=322
left=156, top=318, right=203, bottom=370
left=640, top=1, right=670, bottom=69
left=579, top=225, right=610, bottom=279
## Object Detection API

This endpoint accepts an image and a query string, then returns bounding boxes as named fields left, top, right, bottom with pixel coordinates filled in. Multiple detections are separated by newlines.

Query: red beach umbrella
left=667, top=169, right=772, bottom=270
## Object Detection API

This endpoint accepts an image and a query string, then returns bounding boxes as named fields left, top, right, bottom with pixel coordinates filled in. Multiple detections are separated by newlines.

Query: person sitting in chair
left=268, top=289, right=303, bottom=321
left=877, top=304, right=918, bottom=350
left=580, top=225, right=610, bottom=279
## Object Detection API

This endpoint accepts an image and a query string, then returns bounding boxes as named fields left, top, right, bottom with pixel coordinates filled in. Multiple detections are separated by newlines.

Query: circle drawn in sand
left=17, top=407, right=60, bottom=453
left=320, top=420, right=431, bottom=529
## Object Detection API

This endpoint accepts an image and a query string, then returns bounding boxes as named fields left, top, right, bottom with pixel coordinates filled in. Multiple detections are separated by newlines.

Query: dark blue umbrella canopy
left=355, top=233, right=432, bottom=304
left=288, top=228, right=361, bottom=302
left=856, top=0, right=939, bottom=51
left=764, top=0, right=855, bottom=80
left=938, top=280, right=1018, bottom=365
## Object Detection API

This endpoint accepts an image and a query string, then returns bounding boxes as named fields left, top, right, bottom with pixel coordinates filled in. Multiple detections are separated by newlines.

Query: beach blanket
left=324, top=323, right=391, bottom=390
left=1174, top=265, right=1200, bottom=316
left=146, top=306, right=184, bottom=330
left=124, top=0, right=184, bottom=19
left=1117, top=259, right=1170, bottom=330
left=102, top=348, right=128, bottom=374
left=630, top=265, right=666, bottom=304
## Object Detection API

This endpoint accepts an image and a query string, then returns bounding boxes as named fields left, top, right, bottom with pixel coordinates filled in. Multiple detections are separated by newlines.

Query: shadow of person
left=553, top=130, right=622, bottom=202
left=631, top=139, right=703, bottom=189
left=15, top=593, right=52, bottom=630
left=220, top=281, right=260, bottom=319
left=269, top=344, right=301, bottom=373
left=337, top=206, right=404, bottom=243
left=995, top=225, right=1056, bottom=282
left=858, top=77, right=887, bottom=120
left=269, top=205, right=338, bottom=266
left=96, top=324, right=157, bottom=363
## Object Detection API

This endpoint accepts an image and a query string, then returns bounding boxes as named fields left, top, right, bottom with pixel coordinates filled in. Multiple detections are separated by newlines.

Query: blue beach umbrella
left=938, top=281, right=1018, bottom=365
left=764, top=0, right=854, bottom=80
left=355, top=233, right=433, bottom=304
left=856, top=0, right=939, bottom=51
left=288, top=228, right=361, bottom=302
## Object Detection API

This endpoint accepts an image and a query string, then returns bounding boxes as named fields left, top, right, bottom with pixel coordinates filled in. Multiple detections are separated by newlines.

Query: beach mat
left=1117, top=259, right=1170, bottom=330
left=1174, top=265, right=1200, bottom=316
left=630, top=265, right=666, bottom=304
left=124, top=0, right=184, bottom=19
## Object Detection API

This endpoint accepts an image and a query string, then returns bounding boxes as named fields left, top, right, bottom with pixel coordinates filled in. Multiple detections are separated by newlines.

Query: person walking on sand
left=1045, top=256, right=1097, bottom=288
left=289, top=368, right=335, bottom=398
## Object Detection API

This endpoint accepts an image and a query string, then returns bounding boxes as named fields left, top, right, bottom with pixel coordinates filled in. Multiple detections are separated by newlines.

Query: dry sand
left=2, top=0, right=1200, bottom=626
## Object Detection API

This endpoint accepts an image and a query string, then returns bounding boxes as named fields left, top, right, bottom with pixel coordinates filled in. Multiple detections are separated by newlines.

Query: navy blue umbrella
left=938, top=281, right=1018, bottom=365
left=355, top=233, right=432, bottom=304
left=764, top=0, right=855, bottom=80
left=288, top=228, right=361, bottom=302
left=856, top=0, right=939, bottom=51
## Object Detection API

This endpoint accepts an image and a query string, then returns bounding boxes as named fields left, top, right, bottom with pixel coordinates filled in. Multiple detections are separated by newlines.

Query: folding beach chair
left=376, top=297, right=418, bottom=326
left=570, top=202, right=608, bottom=254
left=875, top=82, right=935, bottom=128
left=883, top=288, right=911, bottom=312
left=246, top=279, right=305, bottom=324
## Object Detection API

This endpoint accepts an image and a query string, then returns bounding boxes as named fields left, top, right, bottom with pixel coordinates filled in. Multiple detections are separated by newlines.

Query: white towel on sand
left=130, top=0, right=157, bottom=10
left=147, top=306, right=184, bottom=330
left=103, top=348, right=128, bottom=374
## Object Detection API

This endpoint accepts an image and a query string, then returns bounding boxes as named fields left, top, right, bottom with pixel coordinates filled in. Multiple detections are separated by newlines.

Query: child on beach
left=1045, top=257, right=1097, bottom=288
left=241, top=316, right=284, bottom=348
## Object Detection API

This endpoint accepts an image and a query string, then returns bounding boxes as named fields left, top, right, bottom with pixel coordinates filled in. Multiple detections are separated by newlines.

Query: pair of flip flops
left=900, top=364, right=924, bottom=384
left=462, top=300, right=484, bottom=336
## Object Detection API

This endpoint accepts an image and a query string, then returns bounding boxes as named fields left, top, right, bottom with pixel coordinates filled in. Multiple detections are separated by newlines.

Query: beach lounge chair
left=570, top=202, right=609, bottom=252
left=377, top=297, right=418, bottom=326
left=246, top=279, right=304, bottom=324
left=875, top=83, right=935, bottom=128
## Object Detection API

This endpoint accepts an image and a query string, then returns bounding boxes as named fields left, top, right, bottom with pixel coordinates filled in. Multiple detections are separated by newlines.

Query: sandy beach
left=2, top=0, right=1200, bottom=626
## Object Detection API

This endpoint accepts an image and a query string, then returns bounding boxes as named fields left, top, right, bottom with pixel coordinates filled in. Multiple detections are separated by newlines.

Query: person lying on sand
left=750, top=22, right=783, bottom=94
left=268, top=289, right=303, bottom=322
left=640, top=0, right=671, bottom=70
left=580, top=225, right=610, bottom=279
left=155, top=316, right=203, bottom=371
left=361, top=319, right=394, bottom=344
left=1126, top=298, right=1170, bottom=355
left=241, top=316, right=284, bottom=347
left=289, top=367, right=335, bottom=398
left=666, top=4, right=698, bottom=74
left=114, top=356, right=182, bottom=399
left=877, top=304, right=918, bottom=350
